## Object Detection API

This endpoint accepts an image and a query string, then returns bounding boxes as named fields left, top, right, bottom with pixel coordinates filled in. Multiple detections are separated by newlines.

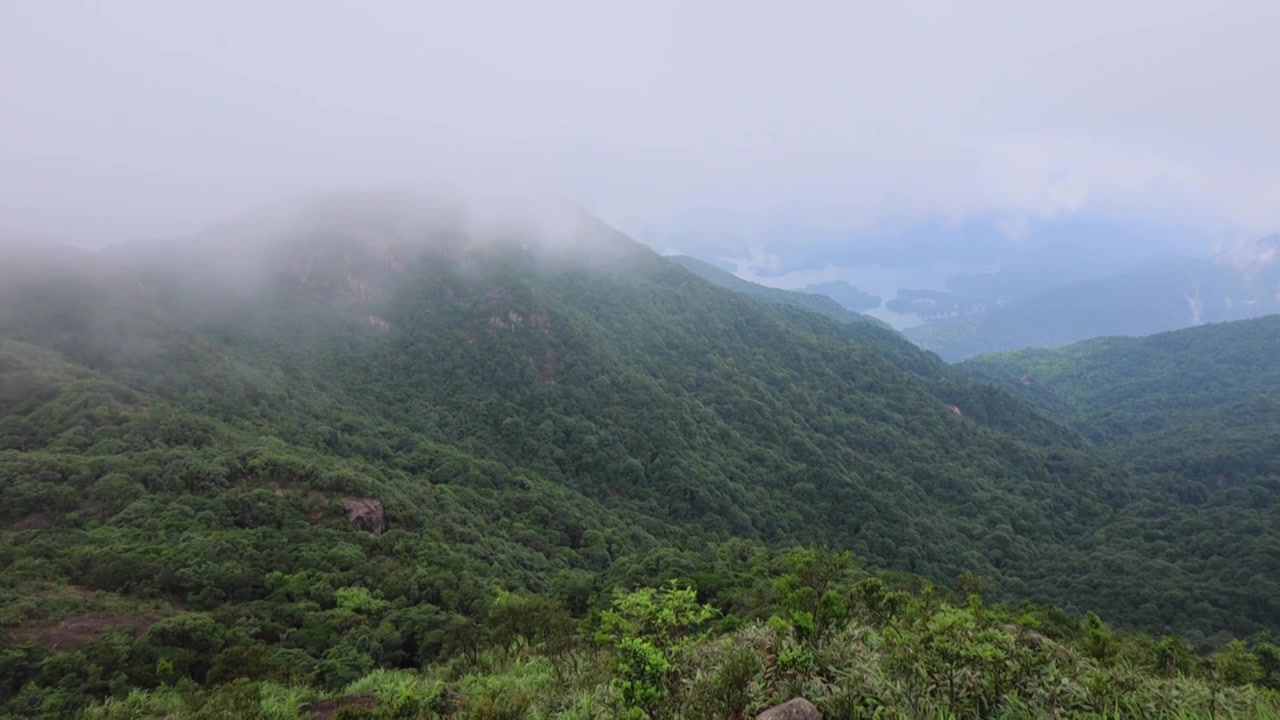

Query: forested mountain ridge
left=2, top=194, right=1278, bottom=716
left=958, top=316, right=1280, bottom=648
left=663, top=254, right=1081, bottom=449
left=3, top=193, right=1106, bottom=576
left=957, top=315, right=1280, bottom=479
left=958, top=315, right=1280, bottom=424
left=666, top=254, right=891, bottom=331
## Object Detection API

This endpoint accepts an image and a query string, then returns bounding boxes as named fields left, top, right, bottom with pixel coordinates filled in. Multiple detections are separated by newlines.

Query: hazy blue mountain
left=801, top=280, right=881, bottom=311
left=665, top=211, right=1209, bottom=275
left=667, top=254, right=891, bottom=330
left=899, top=238, right=1280, bottom=360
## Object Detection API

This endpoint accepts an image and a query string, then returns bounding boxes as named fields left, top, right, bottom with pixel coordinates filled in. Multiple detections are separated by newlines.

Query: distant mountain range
left=898, top=236, right=1280, bottom=360
left=666, top=255, right=891, bottom=330
left=800, top=280, right=882, bottom=311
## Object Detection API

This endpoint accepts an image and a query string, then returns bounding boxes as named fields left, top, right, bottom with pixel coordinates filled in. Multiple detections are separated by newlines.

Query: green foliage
left=486, top=592, right=574, bottom=656
left=336, top=587, right=388, bottom=614
left=772, top=547, right=854, bottom=645
left=39, top=561, right=1280, bottom=719
left=598, top=581, right=717, bottom=713
left=1213, top=640, right=1264, bottom=687
left=701, top=644, right=762, bottom=720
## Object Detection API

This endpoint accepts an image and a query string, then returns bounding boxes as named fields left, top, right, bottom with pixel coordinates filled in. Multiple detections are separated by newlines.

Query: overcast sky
left=3, top=1, right=1278, bottom=272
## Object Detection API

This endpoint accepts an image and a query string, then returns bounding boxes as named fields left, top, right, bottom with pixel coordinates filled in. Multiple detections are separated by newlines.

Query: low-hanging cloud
left=2, top=0, right=1278, bottom=267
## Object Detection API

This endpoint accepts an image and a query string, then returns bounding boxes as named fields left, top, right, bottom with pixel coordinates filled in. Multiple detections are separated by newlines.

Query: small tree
left=707, top=645, right=763, bottom=720
left=954, top=570, right=987, bottom=599
left=1256, top=641, right=1280, bottom=690
left=1211, top=640, right=1262, bottom=686
left=1151, top=635, right=1196, bottom=678
left=773, top=547, right=853, bottom=645
left=1080, top=612, right=1119, bottom=662
left=440, top=615, right=488, bottom=665
left=853, top=576, right=908, bottom=629
left=1208, top=640, right=1263, bottom=718
left=598, top=581, right=717, bottom=715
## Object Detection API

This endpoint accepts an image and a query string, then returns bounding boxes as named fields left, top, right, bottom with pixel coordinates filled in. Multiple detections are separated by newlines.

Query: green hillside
left=2, top=196, right=1277, bottom=716
left=72, top=547, right=1280, bottom=719
left=958, top=315, right=1280, bottom=474
left=959, top=316, right=1280, bottom=649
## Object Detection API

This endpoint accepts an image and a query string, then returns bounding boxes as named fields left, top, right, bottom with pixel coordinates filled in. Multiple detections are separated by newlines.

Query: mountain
left=899, top=239, right=1280, bottom=360
left=958, top=314, right=1280, bottom=480
left=2, top=194, right=1108, bottom=587
left=666, top=254, right=891, bottom=331
left=1, top=194, right=1276, bottom=715
left=959, top=316, right=1280, bottom=644
left=801, top=280, right=882, bottom=311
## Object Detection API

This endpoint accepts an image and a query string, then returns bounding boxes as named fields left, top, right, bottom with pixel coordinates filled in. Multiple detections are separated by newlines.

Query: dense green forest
left=959, top=315, right=1280, bottom=505
left=958, top=317, right=1280, bottom=654
left=2, top=196, right=1278, bottom=717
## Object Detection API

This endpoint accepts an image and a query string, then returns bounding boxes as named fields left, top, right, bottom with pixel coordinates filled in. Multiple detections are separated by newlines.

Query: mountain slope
left=958, top=315, right=1280, bottom=452
left=3, top=196, right=1107, bottom=583
left=959, top=316, right=1280, bottom=645
left=664, top=254, right=1081, bottom=449
left=94, top=199, right=1107, bottom=571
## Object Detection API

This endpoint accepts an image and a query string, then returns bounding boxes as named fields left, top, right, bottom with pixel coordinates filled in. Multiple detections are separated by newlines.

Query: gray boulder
left=756, top=697, right=821, bottom=720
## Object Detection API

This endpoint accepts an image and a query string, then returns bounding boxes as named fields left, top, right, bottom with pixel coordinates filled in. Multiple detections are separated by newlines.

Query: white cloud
left=1, top=1, right=1279, bottom=253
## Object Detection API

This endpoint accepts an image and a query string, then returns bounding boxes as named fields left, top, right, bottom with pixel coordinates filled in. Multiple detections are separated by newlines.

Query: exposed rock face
left=28, top=611, right=162, bottom=651
left=304, top=693, right=375, bottom=720
left=342, top=498, right=386, bottom=534
left=757, top=698, right=821, bottom=720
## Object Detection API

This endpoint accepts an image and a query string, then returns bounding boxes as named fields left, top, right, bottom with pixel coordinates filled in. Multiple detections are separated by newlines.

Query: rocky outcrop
left=342, top=498, right=386, bottom=534
left=304, top=693, right=375, bottom=719
left=28, top=611, right=163, bottom=651
left=757, top=698, right=821, bottom=720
